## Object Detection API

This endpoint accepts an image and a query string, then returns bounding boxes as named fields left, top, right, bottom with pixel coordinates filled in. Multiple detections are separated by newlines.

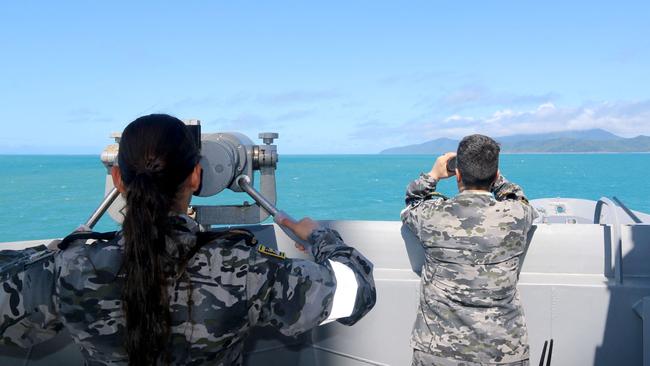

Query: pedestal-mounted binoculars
left=96, top=119, right=280, bottom=227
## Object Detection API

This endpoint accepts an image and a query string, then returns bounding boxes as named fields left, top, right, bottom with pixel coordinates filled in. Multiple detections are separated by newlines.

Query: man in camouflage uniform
left=0, top=213, right=376, bottom=365
left=401, top=134, right=536, bottom=366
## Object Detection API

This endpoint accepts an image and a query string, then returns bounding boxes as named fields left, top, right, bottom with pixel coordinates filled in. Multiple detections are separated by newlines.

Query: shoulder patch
left=257, top=245, right=286, bottom=260
left=27, top=248, right=56, bottom=265
left=0, top=245, right=52, bottom=278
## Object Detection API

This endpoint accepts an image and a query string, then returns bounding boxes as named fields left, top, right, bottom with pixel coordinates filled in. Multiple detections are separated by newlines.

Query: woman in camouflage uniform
left=0, top=114, right=376, bottom=365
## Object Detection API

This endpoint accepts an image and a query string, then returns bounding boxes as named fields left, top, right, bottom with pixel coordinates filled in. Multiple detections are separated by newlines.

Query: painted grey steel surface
left=2, top=201, right=650, bottom=365
left=193, top=164, right=279, bottom=225
left=533, top=197, right=650, bottom=225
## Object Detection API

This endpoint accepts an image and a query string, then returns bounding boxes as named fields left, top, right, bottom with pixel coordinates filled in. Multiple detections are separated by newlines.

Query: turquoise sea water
left=1, top=154, right=649, bottom=242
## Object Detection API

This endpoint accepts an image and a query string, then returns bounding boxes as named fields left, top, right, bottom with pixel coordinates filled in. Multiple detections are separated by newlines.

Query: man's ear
left=189, top=163, right=202, bottom=192
left=111, top=166, right=126, bottom=193
left=455, top=168, right=462, bottom=184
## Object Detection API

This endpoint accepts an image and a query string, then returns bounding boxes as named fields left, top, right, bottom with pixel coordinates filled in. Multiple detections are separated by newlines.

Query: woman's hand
left=275, top=213, right=319, bottom=241
left=275, top=213, right=320, bottom=252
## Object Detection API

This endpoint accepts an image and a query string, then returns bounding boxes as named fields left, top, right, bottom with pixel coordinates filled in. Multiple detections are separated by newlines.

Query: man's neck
left=458, top=187, right=492, bottom=195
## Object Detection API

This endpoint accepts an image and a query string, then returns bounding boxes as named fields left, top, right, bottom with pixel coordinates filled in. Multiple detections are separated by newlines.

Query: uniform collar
left=458, top=190, right=494, bottom=197
left=168, top=213, right=201, bottom=234
left=165, top=214, right=202, bottom=258
left=114, top=214, right=201, bottom=260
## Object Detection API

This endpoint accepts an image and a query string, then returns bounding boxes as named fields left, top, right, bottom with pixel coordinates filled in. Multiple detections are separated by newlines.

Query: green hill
left=380, top=129, right=650, bottom=154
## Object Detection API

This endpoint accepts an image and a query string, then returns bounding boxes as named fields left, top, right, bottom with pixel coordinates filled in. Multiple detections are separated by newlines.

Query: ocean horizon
left=1, top=153, right=649, bottom=243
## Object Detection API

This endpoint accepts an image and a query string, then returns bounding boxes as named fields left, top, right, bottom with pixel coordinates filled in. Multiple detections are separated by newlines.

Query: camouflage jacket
left=401, top=174, right=537, bottom=364
left=0, top=214, right=376, bottom=365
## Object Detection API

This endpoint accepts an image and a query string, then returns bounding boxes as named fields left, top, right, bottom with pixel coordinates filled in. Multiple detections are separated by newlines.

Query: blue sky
left=1, top=1, right=649, bottom=154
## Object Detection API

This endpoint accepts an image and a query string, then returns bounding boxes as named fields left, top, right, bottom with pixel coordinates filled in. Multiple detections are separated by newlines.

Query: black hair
left=456, top=134, right=500, bottom=190
left=117, top=114, right=200, bottom=365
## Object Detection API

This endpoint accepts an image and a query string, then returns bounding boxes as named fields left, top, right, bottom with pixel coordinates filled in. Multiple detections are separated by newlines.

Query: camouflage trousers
left=412, top=350, right=530, bottom=366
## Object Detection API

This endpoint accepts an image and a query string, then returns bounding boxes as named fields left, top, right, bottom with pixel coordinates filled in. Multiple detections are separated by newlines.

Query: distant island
left=380, top=129, right=650, bottom=154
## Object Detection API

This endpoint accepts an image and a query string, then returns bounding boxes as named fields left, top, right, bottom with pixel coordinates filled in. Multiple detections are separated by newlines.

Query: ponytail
left=122, top=173, right=173, bottom=365
left=117, top=115, right=199, bottom=365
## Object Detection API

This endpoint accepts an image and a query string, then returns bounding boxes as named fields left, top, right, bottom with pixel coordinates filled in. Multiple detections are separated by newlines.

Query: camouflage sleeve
left=307, top=228, right=375, bottom=326
left=0, top=246, right=63, bottom=347
left=246, top=228, right=376, bottom=336
left=491, top=174, right=528, bottom=202
left=492, top=174, right=538, bottom=220
left=401, top=173, right=447, bottom=240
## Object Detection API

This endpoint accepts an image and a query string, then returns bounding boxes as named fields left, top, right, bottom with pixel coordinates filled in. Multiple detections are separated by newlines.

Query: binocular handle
left=82, top=176, right=311, bottom=251
left=84, top=187, right=120, bottom=229
left=236, top=175, right=280, bottom=216
left=236, top=175, right=312, bottom=250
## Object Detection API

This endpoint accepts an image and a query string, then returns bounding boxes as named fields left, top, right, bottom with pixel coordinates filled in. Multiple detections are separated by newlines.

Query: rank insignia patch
left=257, top=245, right=286, bottom=259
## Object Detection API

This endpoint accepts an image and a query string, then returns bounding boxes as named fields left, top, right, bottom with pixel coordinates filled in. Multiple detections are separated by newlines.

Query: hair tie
left=142, top=157, right=164, bottom=175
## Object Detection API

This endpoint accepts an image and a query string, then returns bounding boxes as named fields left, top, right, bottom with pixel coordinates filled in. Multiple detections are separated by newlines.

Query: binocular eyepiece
left=195, top=131, right=278, bottom=197
left=446, top=156, right=457, bottom=173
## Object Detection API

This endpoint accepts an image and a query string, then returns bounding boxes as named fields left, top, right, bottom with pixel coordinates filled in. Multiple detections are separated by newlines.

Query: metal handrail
left=594, top=197, right=623, bottom=284
left=613, top=196, right=644, bottom=224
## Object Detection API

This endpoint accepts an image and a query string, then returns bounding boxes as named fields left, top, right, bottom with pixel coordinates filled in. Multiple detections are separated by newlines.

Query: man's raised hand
left=429, top=152, right=457, bottom=180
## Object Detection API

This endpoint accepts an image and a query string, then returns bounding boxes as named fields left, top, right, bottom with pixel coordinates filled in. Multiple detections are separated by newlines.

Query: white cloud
left=436, top=84, right=558, bottom=110
left=467, top=100, right=650, bottom=137
left=444, top=114, right=473, bottom=123
left=351, top=100, right=650, bottom=145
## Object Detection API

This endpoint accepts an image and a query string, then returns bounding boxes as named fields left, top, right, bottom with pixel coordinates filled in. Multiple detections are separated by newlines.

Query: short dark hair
left=456, top=134, right=500, bottom=189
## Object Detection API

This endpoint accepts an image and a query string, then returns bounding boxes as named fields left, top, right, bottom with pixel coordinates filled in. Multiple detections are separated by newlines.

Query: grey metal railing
left=613, top=196, right=645, bottom=224
left=594, top=197, right=623, bottom=284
